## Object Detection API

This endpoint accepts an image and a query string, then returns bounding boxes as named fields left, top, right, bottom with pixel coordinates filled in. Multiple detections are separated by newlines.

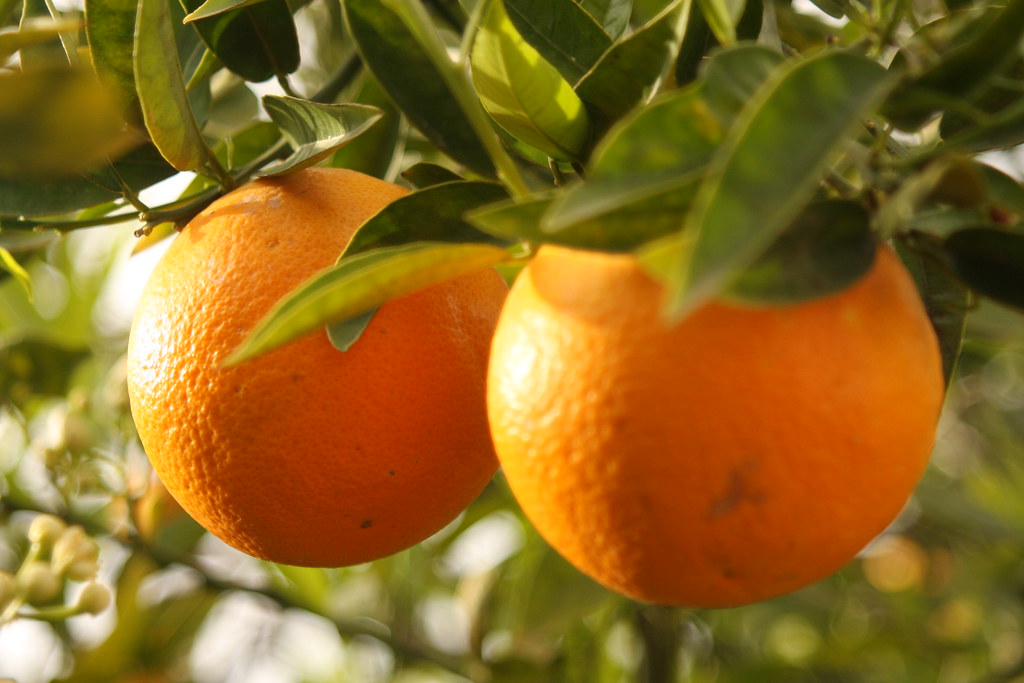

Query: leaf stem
left=393, top=0, right=532, bottom=199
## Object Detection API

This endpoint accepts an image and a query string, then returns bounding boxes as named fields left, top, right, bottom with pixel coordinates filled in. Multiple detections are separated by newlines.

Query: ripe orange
left=126, top=167, right=507, bottom=567
left=487, top=244, right=944, bottom=607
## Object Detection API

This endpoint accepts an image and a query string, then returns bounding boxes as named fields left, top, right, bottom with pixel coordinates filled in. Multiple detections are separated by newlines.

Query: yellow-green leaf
left=471, top=0, right=590, bottom=162
left=0, top=247, right=32, bottom=301
left=226, top=242, right=510, bottom=364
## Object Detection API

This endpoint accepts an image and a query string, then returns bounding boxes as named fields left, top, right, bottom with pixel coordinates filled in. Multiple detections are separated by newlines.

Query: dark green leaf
left=0, top=144, right=178, bottom=217
left=181, top=0, right=299, bottom=83
left=135, top=0, right=210, bottom=171
left=577, top=0, right=633, bottom=39
left=401, top=162, right=464, bottom=188
left=575, top=0, right=690, bottom=132
left=538, top=84, right=722, bottom=250
left=0, top=68, right=134, bottom=180
left=897, top=235, right=968, bottom=386
left=226, top=242, right=511, bottom=364
left=85, top=0, right=140, bottom=125
left=652, top=51, right=892, bottom=316
left=675, top=0, right=715, bottom=84
left=945, top=227, right=1024, bottom=311
left=676, top=0, right=763, bottom=84
left=326, top=309, right=377, bottom=352
left=543, top=173, right=702, bottom=249
left=701, top=44, right=784, bottom=123
left=471, top=0, right=591, bottom=161
left=342, top=181, right=510, bottom=258
left=258, top=96, right=383, bottom=176
left=940, top=68, right=1024, bottom=152
left=884, top=0, right=1024, bottom=130
left=725, top=200, right=877, bottom=304
left=504, top=0, right=612, bottom=83
left=342, top=0, right=496, bottom=176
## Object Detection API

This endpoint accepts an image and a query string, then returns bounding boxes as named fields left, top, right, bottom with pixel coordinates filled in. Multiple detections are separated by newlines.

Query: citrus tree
left=2, top=0, right=1024, bottom=680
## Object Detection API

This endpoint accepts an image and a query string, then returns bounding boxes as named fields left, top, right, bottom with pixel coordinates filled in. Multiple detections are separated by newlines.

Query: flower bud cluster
left=0, top=514, right=112, bottom=624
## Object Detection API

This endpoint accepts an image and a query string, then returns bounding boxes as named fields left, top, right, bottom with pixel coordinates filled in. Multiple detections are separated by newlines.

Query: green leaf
left=401, top=162, right=464, bottom=188
left=945, top=227, right=1024, bottom=311
left=577, top=0, right=633, bottom=39
left=896, top=235, right=968, bottom=386
left=342, top=181, right=510, bottom=258
left=258, top=96, right=383, bottom=176
left=979, top=163, right=1024, bottom=216
left=701, top=44, right=784, bottom=124
left=181, top=0, right=299, bottom=83
left=0, top=247, right=31, bottom=302
left=940, top=66, right=1024, bottom=153
left=226, top=242, right=511, bottom=364
left=471, top=0, right=591, bottom=161
left=467, top=193, right=558, bottom=243
left=725, top=200, right=877, bottom=305
left=0, top=68, right=134, bottom=180
left=342, top=0, right=496, bottom=176
left=884, top=0, right=1024, bottom=130
left=575, top=0, right=690, bottom=132
left=0, top=17, right=81, bottom=61
left=85, top=0, right=140, bottom=125
left=539, top=84, right=722, bottom=250
left=205, top=79, right=260, bottom=137
left=652, top=51, right=892, bottom=317
left=696, top=0, right=743, bottom=45
left=183, top=0, right=270, bottom=21
left=326, top=309, right=377, bottom=352
left=503, top=0, right=612, bottom=83
left=0, top=144, right=177, bottom=217
left=134, top=0, right=210, bottom=171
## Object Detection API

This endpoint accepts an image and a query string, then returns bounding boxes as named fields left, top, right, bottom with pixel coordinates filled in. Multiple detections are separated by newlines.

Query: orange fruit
left=127, top=167, right=507, bottom=567
left=487, top=244, right=944, bottom=607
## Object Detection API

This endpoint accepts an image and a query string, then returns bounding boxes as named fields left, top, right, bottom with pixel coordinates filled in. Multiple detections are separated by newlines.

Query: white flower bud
left=16, top=562, right=62, bottom=606
left=52, top=527, right=100, bottom=582
left=27, top=515, right=66, bottom=549
left=75, top=582, right=112, bottom=616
